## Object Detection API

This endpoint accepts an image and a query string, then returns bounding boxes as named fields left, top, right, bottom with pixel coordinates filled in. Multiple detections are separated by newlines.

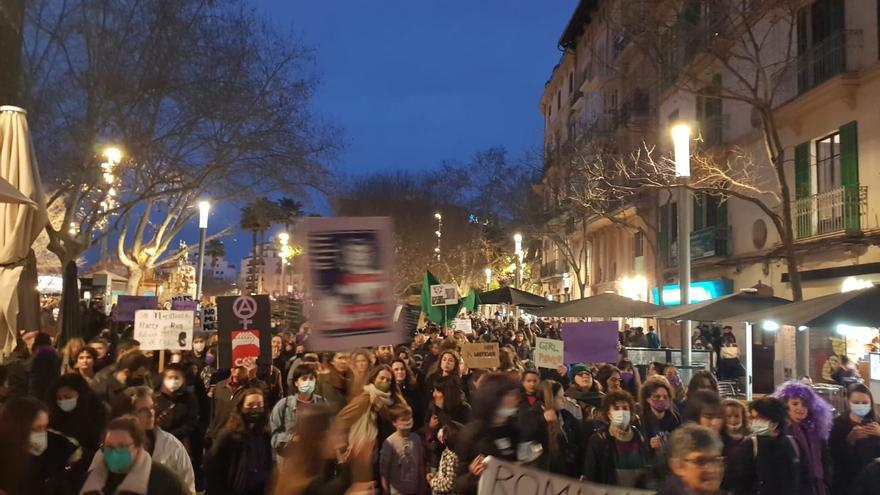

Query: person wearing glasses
left=658, top=424, right=726, bottom=495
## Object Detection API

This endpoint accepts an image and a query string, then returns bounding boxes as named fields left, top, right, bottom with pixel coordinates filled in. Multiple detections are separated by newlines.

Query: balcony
left=794, top=185, right=866, bottom=239
left=541, top=259, right=566, bottom=279
left=666, top=226, right=731, bottom=267
left=797, top=30, right=863, bottom=94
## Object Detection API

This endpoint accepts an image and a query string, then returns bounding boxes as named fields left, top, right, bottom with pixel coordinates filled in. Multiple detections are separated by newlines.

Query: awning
left=647, top=290, right=791, bottom=321
left=729, top=285, right=880, bottom=328
left=478, top=287, right=552, bottom=308
left=530, top=292, right=660, bottom=318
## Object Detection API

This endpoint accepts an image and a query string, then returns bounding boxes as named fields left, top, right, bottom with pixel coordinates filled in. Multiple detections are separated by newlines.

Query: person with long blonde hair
left=539, top=380, right=583, bottom=476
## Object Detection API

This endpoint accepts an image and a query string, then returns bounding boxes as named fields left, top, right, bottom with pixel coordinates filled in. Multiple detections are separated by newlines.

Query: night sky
left=88, top=1, right=578, bottom=266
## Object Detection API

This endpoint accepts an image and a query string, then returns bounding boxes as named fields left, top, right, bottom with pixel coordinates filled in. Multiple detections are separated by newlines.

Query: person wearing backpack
left=269, top=365, right=325, bottom=463
left=724, top=397, right=800, bottom=495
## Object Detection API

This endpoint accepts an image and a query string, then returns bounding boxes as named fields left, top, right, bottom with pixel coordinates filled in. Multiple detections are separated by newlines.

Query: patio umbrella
left=0, top=176, right=36, bottom=206
left=730, top=285, right=880, bottom=328
left=648, top=290, right=791, bottom=321
left=478, top=286, right=553, bottom=308
left=0, top=106, right=48, bottom=353
left=531, top=292, right=661, bottom=318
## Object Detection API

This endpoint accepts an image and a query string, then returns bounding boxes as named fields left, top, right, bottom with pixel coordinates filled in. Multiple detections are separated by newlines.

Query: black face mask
left=243, top=409, right=264, bottom=424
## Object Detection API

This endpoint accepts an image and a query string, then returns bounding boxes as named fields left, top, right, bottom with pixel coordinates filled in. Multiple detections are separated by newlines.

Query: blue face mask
left=103, top=447, right=134, bottom=473
left=851, top=403, right=872, bottom=417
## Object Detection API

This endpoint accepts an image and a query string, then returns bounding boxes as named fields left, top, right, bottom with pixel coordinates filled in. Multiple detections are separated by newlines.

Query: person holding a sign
left=583, top=390, right=650, bottom=489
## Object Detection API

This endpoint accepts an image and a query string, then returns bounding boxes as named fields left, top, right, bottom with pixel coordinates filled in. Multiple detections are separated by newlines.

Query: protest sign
left=300, top=217, right=402, bottom=351
left=171, top=299, right=197, bottom=312
left=430, top=284, right=459, bottom=306
left=453, top=318, right=473, bottom=334
left=478, top=456, right=655, bottom=495
left=534, top=337, right=564, bottom=369
left=133, top=310, right=194, bottom=351
left=461, top=342, right=500, bottom=369
left=217, top=294, right=272, bottom=368
left=562, top=321, right=620, bottom=364
left=115, top=295, right=158, bottom=322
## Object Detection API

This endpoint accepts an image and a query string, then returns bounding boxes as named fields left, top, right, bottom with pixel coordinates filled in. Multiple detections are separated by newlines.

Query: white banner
left=477, top=456, right=656, bottom=495
left=454, top=317, right=474, bottom=334
left=134, top=310, right=194, bottom=351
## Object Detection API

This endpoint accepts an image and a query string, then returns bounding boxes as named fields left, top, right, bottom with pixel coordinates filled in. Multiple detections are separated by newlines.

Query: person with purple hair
left=773, top=380, right=833, bottom=495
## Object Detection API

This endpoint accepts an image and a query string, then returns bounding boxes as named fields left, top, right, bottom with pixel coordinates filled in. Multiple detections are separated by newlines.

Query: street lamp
left=195, top=201, right=210, bottom=302
left=484, top=268, right=492, bottom=287
left=434, top=212, right=443, bottom=262
left=671, top=122, right=693, bottom=366
left=514, top=233, right=523, bottom=330
left=278, top=232, right=291, bottom=296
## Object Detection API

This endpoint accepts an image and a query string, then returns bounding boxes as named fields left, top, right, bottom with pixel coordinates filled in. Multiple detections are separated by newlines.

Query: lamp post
left=484, top=267, right=492, bottom=288
left=195, top=201, right=210, bottom=302
left=434, top=212, right=442, bottom=262
left=514, top=233, right=523, bottom=330
left=671, top=123, right=693, bottom=367
left=278, top=232, right=290, bottom=296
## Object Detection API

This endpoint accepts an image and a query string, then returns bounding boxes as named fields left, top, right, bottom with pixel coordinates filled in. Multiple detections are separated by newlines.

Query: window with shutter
left=839, top=121, right=860, bottom=230
left=794, top=142, right=811, bottom=238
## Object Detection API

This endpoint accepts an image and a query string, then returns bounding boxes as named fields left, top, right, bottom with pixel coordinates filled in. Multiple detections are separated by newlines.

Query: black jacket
left=724, top=435, right=800, bottom=495
left=583, top=427, right=650, bottom=487
left=454, top=420, right=519, bottom=495
left=829, top=415, right=880, bottom=495
left=206, top=430, right=273, bottom=495
left=154, top=387, right=200, bottom=444
left=546, top=409, right=585, bottom=477
left=22, top=431, right=81, bottom=495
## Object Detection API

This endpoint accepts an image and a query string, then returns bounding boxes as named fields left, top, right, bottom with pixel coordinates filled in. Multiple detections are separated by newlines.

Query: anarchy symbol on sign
left=232, top=296, right=258, bottom=329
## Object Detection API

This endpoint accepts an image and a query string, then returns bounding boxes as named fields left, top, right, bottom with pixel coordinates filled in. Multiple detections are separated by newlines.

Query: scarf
left=790, top=421, right=828, bottom=495
left=347, top=384, right=392, bottom=453
left=80, top=448, right=153, bottom=495
left=608, top=424, right=634, bottom=442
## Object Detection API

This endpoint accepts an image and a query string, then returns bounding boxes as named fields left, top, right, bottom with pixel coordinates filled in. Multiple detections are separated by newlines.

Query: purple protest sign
left=562, top=321, right=620, bottom=364
left=171, top=300, right=197, bottom=312
left=115, top=296, right=159, bottom=322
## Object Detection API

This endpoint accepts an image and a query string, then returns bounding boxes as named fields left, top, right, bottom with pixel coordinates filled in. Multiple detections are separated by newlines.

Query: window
left=633, top=231, right=644, bottom=258
left=815, top=132, right=841, bottom=194
left=796, top=0, right=846, bottom=91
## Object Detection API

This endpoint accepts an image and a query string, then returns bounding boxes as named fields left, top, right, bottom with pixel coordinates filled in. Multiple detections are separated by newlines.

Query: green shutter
left=659, top=203, right=670, bottom=268
left=716, top=196, right=728, bottom=227
left=839, top=121, right=860, bottom=231
left=693, top=194, right=705, bottom=231
left=794, top=142, right=811, bottom=238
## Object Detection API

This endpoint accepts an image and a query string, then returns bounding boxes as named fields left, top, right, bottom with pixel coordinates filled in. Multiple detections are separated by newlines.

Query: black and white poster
left=300, top=216, right=401, bottom=351
left=216, top=294, right=272, bottom=368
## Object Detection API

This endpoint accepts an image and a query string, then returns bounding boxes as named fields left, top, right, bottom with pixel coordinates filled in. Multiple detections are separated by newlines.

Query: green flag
left=461, top=288, right=480, bottom=313
left=419, top=271, right=461, bottom=327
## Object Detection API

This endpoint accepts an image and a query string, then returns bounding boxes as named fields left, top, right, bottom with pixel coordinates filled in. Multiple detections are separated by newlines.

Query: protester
left=80, top=415, right=189, bottom=495
left=154, top=363, right=200, bottom=447
left=91, top=351, right=153, bottom=416
left=335, top=364, right=400, bottom=472
left=126, top=387, right=195, bottom=493
left=640, top=376, right=682, bottom=456
left=664, top=366, right=686, bottom=403
left=74, top=346, right=99, bottom=384
left=596, top=364, right=623, bottom=394
left=422, top=350, right=461, bottom=406
left=659, top=424, right=725, bottom=495
left=206, top=387, right=273, bottom=495
left=687, top=371, right=719, bottom=397
left=348, top=349, right=375, bottom=400
left=583, top=390, right=650, bottom=488
left=725, top=397, right=800, bottom=495
left=48, top=373, right=108, bottom=460
left=722, top=399, right=750, bottom=446
left=315, top=351, right=351, bottom=414
left=540, top=380, right=583, bottom=476
left=828, top=383, right=880, bottom=495
left=617, top=358, right=642, bottom=398
left=565, top=363, right=604, bottom=420
left=30, top=331, right=61, bottom=400
left=87, top=338, right=113, bottom=373
left=427, top=420, right=461, bottom=495
left=60, top=337, right=87, bottom=375
left=270, top=364, right=326, bottom=458
left=774, top=380, right=832, bottom=495
left=428, top=375, right=471, bottom=425
left=379, top=405, right=425, bottom=495
left=206, top=364, right=266, bottom=445
left=391, top=358, right=422, bottom=424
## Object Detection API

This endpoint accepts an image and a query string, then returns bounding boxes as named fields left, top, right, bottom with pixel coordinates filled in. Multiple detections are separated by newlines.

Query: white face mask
left=29, top=431, right=48, bottom=455
left=397, top=420, right=414, bottom=432
left=297, top=379, right=316, bottom=395
left=610, top=410, right=631, bottom=429
left=57, top=397, right=78, bottom=412
left=193, top=342, right=206, bottom=353
left=170, top=354, right=182, bottom=364
left=851, top=403, right=872, bottom=417
left=164, top=378, right=183, bottom=392
left=751, top=420, right=775, bottom=436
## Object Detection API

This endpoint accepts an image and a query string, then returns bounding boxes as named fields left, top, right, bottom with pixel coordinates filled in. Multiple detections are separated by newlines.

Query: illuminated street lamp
left=484, top=268, right=492, bottom=287
left=671, top=122, right=693, bottom=367
left=278, top=232, right=291, bottom=295
left=195, top=201, right=210, bottom=301
left=513, top=233, right=523, bottom=330
left=434, top=212, right=443, bottom=262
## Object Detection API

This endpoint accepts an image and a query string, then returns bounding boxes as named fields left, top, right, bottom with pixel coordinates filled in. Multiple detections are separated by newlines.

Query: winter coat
left=829, top=415, right=880, bottom=495
left=268, top=393, right=326, bottom=453
left=454, top=420, right=519, bottom=495
left=150, top=427, right=195, bottom=494
left=315, top=369, right=350, bottom=414
left=583, top=427, right=650, bottom=487
left=154, top=387, right=200, bottom=446
left=724, top=434, right=800, bottom=495
left=30, top=346, right=61, bottom=400
left=80, top=448, right=189, bottom=495
left=23, top=430, right=82, bottom=495
left=206, top=430, right=273, bottom=495
left=206, top=378, right=267, bottom=442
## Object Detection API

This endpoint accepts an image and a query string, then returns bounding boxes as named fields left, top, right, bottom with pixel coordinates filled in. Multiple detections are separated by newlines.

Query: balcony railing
left=667, top=226, right=732, bottom=267
left=797, top=30, right=862, bottom=94
left=541, top=260, right=565, bottom=278
left=794, top=185, right=866, bottom=239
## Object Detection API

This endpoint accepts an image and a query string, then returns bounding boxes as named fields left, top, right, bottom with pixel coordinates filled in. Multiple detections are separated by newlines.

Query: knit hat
left=570, top=364, right=589, bottom=375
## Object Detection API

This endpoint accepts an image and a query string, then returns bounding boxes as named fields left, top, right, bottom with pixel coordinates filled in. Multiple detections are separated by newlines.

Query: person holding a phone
left=829, top=383, right=880, bottom=495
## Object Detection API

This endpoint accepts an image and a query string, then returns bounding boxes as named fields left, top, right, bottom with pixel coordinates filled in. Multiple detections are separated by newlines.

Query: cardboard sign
left=217, top=294, right=272, bottom=368
left=300, top=217, right=402, bottom=351
left=231, top=330, right=261, bottom=367
left=562, top=321, right=620, bottom=364
left=478, top=456, right=655, bottom=495
left=430, top=284, right=459, bottom=306
left=453, top=318, right=473, bottom=334
left=115, top=295, right=158, bottom=322
left=461, top=342, right=500, bottom=369
left=534, top=337, right=564, bottom=369
left=133, top=310, right=194, bottom=351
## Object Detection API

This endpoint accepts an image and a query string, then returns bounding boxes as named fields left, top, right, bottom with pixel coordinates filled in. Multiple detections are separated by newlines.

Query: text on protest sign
left=454, top=318, right=473, bottom=334
left=534, top=337, right=564, bottom=369
left=461, top=342, right=500, bottom=369
left=430, top=284, right=459, bottom=306
left=217, top=294, right=272, bottom=368
left=477, top=456, right=656, bottom=495
left=134, top=310, right=194, bottom=351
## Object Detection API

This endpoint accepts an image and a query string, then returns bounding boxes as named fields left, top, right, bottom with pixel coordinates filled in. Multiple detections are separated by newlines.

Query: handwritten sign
left=134, top=310, right=194, bottom=350
left=461, top=342, right=500, bottom=369
left=454, top=318, right=473, bottom=334
left=478, top=456, right=655, bottom=495
left=535, top=337, right=564, bottom=369
left=115, top=296, right=158, bottom=322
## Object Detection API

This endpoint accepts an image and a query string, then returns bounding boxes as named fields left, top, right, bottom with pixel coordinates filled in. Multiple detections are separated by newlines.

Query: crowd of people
left=1, top=316, right=880, bottom=495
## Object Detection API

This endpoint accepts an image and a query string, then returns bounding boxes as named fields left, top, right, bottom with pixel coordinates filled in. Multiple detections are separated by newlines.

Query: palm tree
left=275, top=197, right=304, bottom=232
left=204, top=238, right=225, bottom=268
left=240, top=203, right=263, bottom=293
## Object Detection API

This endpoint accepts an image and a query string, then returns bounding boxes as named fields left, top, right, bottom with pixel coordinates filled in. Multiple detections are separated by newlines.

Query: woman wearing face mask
left=828, top=383, right=880, bottom=495
left=664, top=366, right=687, bottom=404
left=640, top=376, right=682, bottom=452
left=206, top=388, right=274, bottom=495
left=725, top=397, right=800, bottom=495
left=0, top=397, right=82, bottom=495
left=454, top=372, right=522, bottom=495
left=722, top=399, right=750, bottom=446
left=773, top=380, right=832, bottom=495
left=48, top=373, right=108, bottom=462
left=80, top=415, right=188, bottom=495
left=541, top=380, right=584, bottom=476
left=270, top=365, right=326, bottom=461
left=153, top=363, right=200, bottom=448
left=583, top=390, right=650, bottom=488
left=617, top=358, right=642, bottom=398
